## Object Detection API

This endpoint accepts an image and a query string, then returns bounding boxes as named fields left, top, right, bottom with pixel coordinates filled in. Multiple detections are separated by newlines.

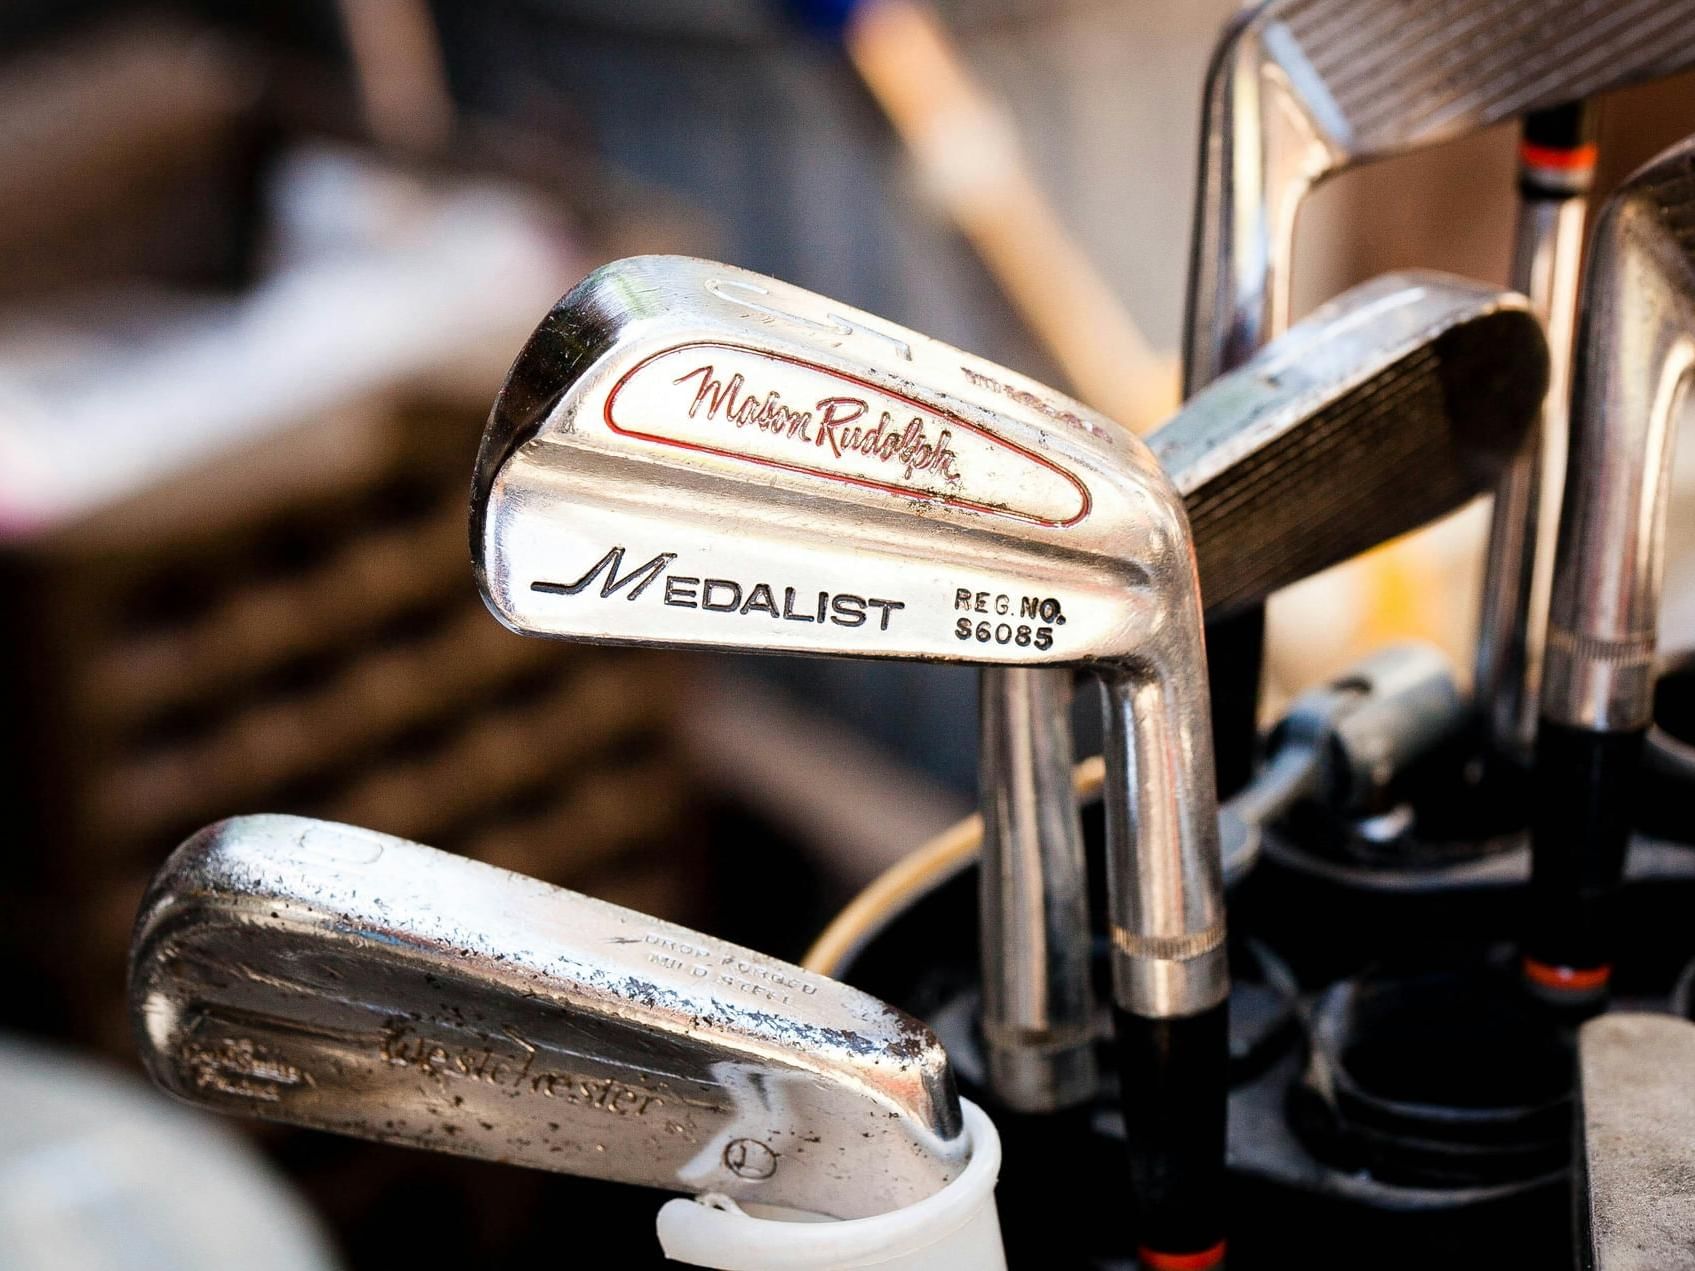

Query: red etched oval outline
left=603, top=342, right=1092, bottom=528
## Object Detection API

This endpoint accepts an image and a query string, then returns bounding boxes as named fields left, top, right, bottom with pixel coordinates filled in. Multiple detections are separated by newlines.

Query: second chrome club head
left=1156, top=270, right=1548, bottom=617
left=131, top=815, right=967, bottom=1220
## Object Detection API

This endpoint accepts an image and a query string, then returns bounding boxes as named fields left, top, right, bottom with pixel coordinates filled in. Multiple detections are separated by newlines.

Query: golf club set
left=127, top=1, right=1695, bottom=1267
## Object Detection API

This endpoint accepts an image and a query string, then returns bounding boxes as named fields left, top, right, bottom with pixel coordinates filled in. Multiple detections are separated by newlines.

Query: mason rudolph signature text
left=673, top=364, right=962, bottom=483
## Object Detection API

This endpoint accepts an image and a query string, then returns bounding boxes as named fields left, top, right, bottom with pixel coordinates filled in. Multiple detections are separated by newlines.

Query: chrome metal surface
left=1222, top=744, right=1315, bottom=871
left=1184, top=0, right=1695, bottom=819
left=1477, top=162, right=1591, bottom=760
left=473, top=255, right=1225, bottom=1020
left=130, top=816, right=966, bottom=1220
left=1184, top=0, right=1695, bottom=391
left=977, top=667, right=1095, bottom=1112
left=1579, top=1013, right=1695, bottom=1270
left=1543, top=139, right=1695, bottom=732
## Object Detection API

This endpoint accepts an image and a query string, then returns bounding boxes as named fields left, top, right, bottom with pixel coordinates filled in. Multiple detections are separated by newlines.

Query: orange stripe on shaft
left=1522, top=957, right=1611, bottom=992
left=1519, top=140, right=1597, bottom=172
left=1140, top=1241, right=1228, bottom=1271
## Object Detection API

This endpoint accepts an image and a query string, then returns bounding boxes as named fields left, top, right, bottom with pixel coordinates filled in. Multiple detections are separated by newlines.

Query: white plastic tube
left=655, top=1099, right=1004, bottom=1270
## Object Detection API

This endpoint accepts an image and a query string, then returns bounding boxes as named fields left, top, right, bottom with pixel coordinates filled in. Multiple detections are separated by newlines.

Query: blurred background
left=2, top=1, right=1694, bottom=1267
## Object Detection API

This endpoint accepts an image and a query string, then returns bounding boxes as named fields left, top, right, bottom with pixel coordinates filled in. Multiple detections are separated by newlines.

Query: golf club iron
left=1526, top=132, right=1695, bottom=1009
left=1476, top=103, right=1598, bottom=764
left=130, top=815, right=968, bottom=1220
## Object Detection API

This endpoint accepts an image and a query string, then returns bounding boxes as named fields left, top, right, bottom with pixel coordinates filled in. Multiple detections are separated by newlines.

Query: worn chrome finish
left=1185, top=0, right=1695, bottom=393
left=473, top=255, right=1225, bottom=1022
left=1578, top=1013, right=1695, bottom=1270
left=130, top=815, right=966, bottom=1220
left=1477, top=149, right=1593, bottom=759
left=977, top=667, right=1095, bottom=1112
left=1543, top=139, right=1695, bottom=732
left=470, top=261, right=1545, bottom=1110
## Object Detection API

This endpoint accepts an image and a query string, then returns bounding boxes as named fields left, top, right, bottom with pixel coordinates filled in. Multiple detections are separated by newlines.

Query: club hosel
left=1111, top=926, right=1230, bottom=1024
left=1100, top=621, right=1229, bottom=1021
left=1528, top=139, right=1695, bottom=998
left=1540, top=623, right=1659, bottom=737
left=977, top=665, right=1098, bottom=1113
left=1538, top=210, right=1693, bottom=737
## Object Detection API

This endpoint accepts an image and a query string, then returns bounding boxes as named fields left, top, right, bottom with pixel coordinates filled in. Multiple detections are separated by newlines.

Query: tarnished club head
left=130, top=815, right=967, bottom=1219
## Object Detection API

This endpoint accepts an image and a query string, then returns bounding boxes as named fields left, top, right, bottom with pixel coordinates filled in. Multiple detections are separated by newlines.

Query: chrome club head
left=1159, top=272, right=1546, bottom=914
left=473, top=258, right=1189, bottom=677
left=1158, top=269, right=1548, bottom=615
left=130, top=815, right=966, bottom=1219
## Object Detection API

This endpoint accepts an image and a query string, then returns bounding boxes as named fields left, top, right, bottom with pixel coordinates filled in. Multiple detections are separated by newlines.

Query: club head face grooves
left=1184, top=0, right=1695, bottom=389
left=1266, top=0, right=1695, bottom=162
left=1153, top=271, right=1548, bottom=616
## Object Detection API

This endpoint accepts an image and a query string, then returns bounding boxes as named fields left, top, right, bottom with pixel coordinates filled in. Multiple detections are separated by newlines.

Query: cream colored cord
left=803, top=754, right=1107, bottom=976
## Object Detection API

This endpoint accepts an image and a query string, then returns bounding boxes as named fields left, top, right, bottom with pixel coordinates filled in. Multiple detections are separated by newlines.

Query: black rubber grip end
left=1525, top=720, right=1643, bottom=985
left=1114, top=1002, right=1229, bottom=1258
left=1206, top=607, right=1264, bottom=798
left=1522, top=101, right=1596, bottom=153
left=1518, top=101, right=1598, bottom=199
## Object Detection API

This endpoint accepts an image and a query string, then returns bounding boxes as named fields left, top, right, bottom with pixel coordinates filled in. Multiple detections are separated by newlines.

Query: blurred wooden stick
left=338, top=0, right=456, bottom=154
left=844, top=0, right=1173, bottom=432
